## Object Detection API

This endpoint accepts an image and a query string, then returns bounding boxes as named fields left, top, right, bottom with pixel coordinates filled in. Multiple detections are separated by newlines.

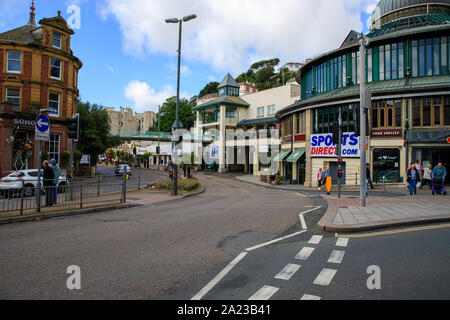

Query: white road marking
left=300, top=294, right=322, bottom=300
left=295, top=247, right=315, bottom=260
left=327, top=250, right=345, bottom=264
left=248, top=285, right=279, bottom=300
left=313, top=268, right=337, bottom=286
left=336, top=237, right=349, bottom=247
left=298, top=206, right=322, bottom=230
left=308, top=235, right=323, bottom=245
left=191, top=251, right=248, bottom=300
left=245, top=230, right=307, bottom=252
left=274, top=264, right=301, bottom=280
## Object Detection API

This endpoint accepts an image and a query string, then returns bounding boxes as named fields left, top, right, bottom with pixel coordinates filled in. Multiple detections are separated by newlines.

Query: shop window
left=373, top=148, right=401, bottom=183
left=445, top=97, right=450, bottom=126
left=7, top=50, right=21, bottom=73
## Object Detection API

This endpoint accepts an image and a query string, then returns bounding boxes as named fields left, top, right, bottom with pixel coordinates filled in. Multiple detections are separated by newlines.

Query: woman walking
left=420, top=164, right=433, bottom=190
left=317, top=168, right=323, bottom=190
left=406, top=162, right=420, bottom=195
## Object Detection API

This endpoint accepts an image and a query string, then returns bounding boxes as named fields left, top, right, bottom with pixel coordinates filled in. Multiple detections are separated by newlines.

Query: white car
left=0, top=169, right=68, bottom=197
left=115, top=164, right=132, bottom=176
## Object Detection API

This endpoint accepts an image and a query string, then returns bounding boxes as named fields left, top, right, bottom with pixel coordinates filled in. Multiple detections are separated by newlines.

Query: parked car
left=0, top=169, right=68, bottom=197
left=115, top=164, right=132, bottom=176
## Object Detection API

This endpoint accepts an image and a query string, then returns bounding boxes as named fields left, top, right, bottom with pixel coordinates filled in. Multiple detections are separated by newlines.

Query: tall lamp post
left=165, top=14, right=197, bottom=195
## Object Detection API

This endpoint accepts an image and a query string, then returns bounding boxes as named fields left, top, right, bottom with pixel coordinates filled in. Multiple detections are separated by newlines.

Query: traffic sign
left=447, top=137, right=450, bottom=144
left=35, top=114, right=50, bottom=141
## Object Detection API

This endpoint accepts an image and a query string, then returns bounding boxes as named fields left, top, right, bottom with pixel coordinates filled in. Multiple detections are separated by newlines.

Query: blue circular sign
left=35, top=114, right=50, bottom=133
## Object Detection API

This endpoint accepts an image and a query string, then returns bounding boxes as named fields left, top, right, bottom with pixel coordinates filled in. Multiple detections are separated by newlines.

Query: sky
left=0, top=0, right=379, bottom=113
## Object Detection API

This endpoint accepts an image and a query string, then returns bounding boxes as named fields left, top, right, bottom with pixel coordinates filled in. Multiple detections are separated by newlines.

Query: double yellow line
left=335, top=223, right=450, bottom=238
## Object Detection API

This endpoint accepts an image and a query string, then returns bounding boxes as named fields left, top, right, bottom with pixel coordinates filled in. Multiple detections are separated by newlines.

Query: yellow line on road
left=335, top=223, right=450, bottom=238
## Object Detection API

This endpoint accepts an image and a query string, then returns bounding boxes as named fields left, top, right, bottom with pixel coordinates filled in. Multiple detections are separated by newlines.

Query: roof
left=373, top=0, right=450, bottom=19
left=218, top=73, right=240, bottom=89
left=0, top=24, right=42, bottom=44
left=237, top=117, right=279, bottom=127
left=39, top=12, right=74, bottom=35
left=193, top=95, right=249, bottom=111
left=277, top=75, right=450, bottom=119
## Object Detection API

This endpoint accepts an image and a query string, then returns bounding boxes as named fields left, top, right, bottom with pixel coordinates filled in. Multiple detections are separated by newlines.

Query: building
left=0, top=3, right=82, bottom=176
left=106, top=107, right=156, bottom=134
left=193, top=73, right=301, bottom=174
left=239, top=81, right=259, bottom=96
left=280, top=62, right=304, bottom=73
left=276, top=0, right=450, bottom=187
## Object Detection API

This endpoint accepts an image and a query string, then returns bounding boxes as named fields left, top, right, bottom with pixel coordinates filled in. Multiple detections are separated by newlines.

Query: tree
left=77, top=101, right=121, bottom=165
left=148, top=96, right=196, bottom=132
left=235, top=58, right=283, bottom=91
left=199, top=82, right=219, bottom=98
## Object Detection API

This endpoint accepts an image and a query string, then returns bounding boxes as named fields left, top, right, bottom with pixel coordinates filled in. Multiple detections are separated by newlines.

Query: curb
left=0, top=203, right=141, bottom=226
left=179, top=184, right=206, bottom=199
left=317, top=195, right=450, bottom=233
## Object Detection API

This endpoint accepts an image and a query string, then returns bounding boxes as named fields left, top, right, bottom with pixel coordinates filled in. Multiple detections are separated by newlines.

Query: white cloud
left=99, top=0, right=377, bottom=74
left=106, top=65, right=115, bottom=72
left=124, top=80, right=176, bottom=112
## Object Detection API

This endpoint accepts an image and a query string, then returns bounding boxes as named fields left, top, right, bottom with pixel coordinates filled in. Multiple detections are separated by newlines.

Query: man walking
left=366, top=163, right=374, bottom=190
left=50, top=158, right=61, bottom=204
left=43, top=160, right=55, bottom=207
left=432, top=162, right=447, bottom=194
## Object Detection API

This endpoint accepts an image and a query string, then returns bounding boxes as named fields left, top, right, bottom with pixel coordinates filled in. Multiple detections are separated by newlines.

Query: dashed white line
left=248, top=285, right=279, bottom=300
left=274, top=264, right=301, bottom=281
left=327, top=250, right=345, bottom=264
left=300, top=294, right=322, bottom=300
left=336, top=237, right=349, bottom=247
left=308, top=235, right=323, bottom=245
left=295, top=247, right=315, bottom=260
left=245, top=230, right=307, bottom=252
left=313, top=268, right=337, bottom=286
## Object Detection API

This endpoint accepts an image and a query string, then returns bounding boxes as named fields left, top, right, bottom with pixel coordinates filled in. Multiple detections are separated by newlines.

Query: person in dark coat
left=407, top=162, right=420, bottom=196
left=43, top=160, right=55, bottom=207
left=366, top=163, right=374, bottom=189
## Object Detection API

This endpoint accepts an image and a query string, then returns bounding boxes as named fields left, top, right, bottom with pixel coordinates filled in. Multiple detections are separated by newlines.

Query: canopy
left=286, top=149, right=306, bottom=163
left=273, top=149, right=291, bottom=162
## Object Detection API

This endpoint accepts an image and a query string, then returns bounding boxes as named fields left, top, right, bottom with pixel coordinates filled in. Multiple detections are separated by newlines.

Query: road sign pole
left=36, top=140, right=42, bottom=212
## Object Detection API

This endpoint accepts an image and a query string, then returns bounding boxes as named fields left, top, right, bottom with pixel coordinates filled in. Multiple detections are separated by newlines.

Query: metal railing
left=0, top=171, right=144, bottom=216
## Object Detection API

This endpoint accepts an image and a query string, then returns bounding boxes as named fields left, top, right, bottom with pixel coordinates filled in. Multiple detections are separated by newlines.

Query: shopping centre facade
left=276, top=0, right=450, bottom=187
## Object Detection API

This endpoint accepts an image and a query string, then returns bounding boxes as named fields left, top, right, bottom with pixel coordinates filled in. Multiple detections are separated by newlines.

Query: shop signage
left=370, top=129, right=402, bottom=138
left=311, top=132, right=360, bottom=158
left=14, top=119, right=35, bottom=127
left=211, top=146, right=219, bottom=159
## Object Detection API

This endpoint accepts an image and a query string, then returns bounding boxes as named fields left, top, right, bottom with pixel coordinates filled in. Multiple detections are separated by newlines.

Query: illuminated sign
left=311, top=132, right=360, bottom=158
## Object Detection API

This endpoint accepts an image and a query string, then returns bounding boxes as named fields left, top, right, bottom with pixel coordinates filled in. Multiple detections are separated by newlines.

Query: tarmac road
left=0, top=173, right=310, bottom=299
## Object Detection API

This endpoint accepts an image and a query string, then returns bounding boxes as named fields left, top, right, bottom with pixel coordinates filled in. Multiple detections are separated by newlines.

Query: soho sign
left=14, top=119, right=35, bottom=126
left=311, top=133, right=360, bottom=158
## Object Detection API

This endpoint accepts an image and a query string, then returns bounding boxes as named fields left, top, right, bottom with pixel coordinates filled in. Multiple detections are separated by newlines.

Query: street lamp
left=165, top=14, right=197, bottom=195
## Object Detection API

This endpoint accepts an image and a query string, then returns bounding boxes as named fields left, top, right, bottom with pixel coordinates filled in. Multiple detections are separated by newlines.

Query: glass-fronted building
left=277, top=0, right=450, bottom=186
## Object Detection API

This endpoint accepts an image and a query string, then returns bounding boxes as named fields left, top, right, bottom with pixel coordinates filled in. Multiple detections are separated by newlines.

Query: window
left=391, top=43, right=397, bottom=80
left=281, top=117, right=293, bottom=137
left=419, top=39, right=425, bottom=77
left=379, top=46, right=385, bottom=81
left=433, top=38, right=440, bottom=75
left=257, top=107, right=265, bottom=117
left=367, top=48, right=373, bottom=82
left=372, top=100, right=402, bottom=128
left=412, top=40, right=418, bottom=77
left=6, top=87, right=20, bottom=111
left=7, top=50, right=21, bottom=73
left=441, top=37, right=448, bottom=75
left=444, top=96, right=450, bottom=126
left=226, top=108, right=235, bottom=118
left=267, top=105, right=276, bottom=115
left=53, top=32, right=62, bottom=49
left=398, top=42, right=404, bottom=78
left=413, top=96, right=449, bottom=127
left=48, top=134, right=60, bottom=165
left=385, top=45, right=391, bottom=80
left=50, top=58, right=62, bottom=79
left=296, top=112, right=306, bottom=134
left=48, top=92, right=60, bottom=116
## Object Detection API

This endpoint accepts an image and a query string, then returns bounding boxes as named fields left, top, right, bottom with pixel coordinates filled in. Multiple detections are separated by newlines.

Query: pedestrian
left=431, top=162, right=447, bottom=194
left=317, top=168, right=323, bottom=190
left=50, top=158, right=61, bottom=204
left=415, top=160, right=423, bottom=180
left=43, top=160, right=55, bottom=207
left=406, top=162, right=420, bottom=195
left=420, top=164, right=433, bottom=190
left=366, top=163, right=374, bottom=189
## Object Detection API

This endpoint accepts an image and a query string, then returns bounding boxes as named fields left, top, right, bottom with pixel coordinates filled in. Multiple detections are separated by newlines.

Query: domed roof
left=370, top=0, right=450, bottom=29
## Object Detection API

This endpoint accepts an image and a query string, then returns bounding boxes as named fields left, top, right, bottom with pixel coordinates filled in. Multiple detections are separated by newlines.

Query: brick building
left=0, top=2, right=82, bottom=176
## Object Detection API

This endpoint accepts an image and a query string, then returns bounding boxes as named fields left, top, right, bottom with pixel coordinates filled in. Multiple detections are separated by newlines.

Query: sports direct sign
left=311, top=133, right=360, bottom=158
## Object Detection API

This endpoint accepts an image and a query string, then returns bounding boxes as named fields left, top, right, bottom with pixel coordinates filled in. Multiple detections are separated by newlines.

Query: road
left=0, top=173, right=309, bottom=299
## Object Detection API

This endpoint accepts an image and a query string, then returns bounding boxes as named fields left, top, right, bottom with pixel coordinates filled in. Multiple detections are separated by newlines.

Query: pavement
left=234, top=174, right=450, bottom=233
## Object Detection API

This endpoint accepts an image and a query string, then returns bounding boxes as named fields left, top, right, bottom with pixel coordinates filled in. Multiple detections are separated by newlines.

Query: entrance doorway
left=284, top=162, right=292, bottom=183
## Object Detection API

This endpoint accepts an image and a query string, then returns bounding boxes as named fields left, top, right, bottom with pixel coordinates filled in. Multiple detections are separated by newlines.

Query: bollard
left=138, top=174, right=141, bottom=191
left=20, top=181, right=24, bottom=216
left=80, top=184, right=83, bottom=209
left=97, top=175, right=100, bottom=197
left=122, top=169, right=127, bottom=203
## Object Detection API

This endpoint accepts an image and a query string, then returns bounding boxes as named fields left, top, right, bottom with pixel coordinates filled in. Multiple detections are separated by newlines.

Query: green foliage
left=236, top=58, right=295, bottom=91
left=148, top=96, right=196, bottom=132
left=60, top=151, right=71, bottom=169
left=199, top=81, right=220, bottom=97
left=77, top=101, right=121, bottom=165
left=148, top=178, right=199, bottom=191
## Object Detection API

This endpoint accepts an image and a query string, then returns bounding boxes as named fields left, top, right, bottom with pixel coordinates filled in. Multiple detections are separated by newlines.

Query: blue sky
left=0, top=0, right=378, bottom=113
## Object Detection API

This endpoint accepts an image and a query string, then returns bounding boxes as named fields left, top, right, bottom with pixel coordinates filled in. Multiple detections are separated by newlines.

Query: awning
left=273, top=149, right=291, bottom=162
left=286, top=149, right=306, bottom=163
